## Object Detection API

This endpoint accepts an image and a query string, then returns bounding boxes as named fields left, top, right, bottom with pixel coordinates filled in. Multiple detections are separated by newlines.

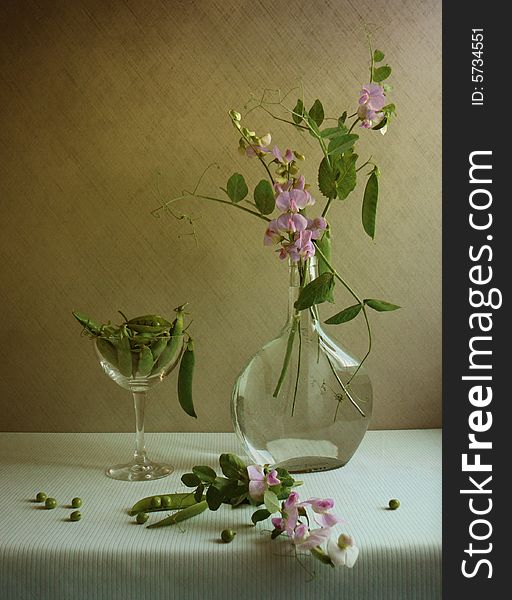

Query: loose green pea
left=70, top=510, right=82, bottom=521
left=151, top=496, right=162, bottom=508
left=45, top=497, right=57, bottom=509
left=36, top=492, right=47, bottom=502
left=136, top=512, right=149, bottom=524
left=388, top=499, right=400, bottom=510
left=161, top=495, right=172, bottom=508
left=221, top=529, right=236, bottom=543
left=71, top=497, right=82, bottom=508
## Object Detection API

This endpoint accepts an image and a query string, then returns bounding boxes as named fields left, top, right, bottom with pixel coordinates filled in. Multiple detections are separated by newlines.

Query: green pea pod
left=137, top=345, right=154, bottom=377
left=96, top=337, right=118, bottom=368
left=127, top=314, right=173, bottom=334
left=128, top=492, right=199, bottom=516
left=150, top=337, right=168, bottom=362
left=146, top=500, right=208, bottom=528
left=72, top=310, right=103, bottom=336
left=127, top=314, right=172, bottom=327
left=117, top=334, right=133, bottom=378
left=177, top=339, right=196, bottom=418
left=156, top=309, right=185, bottom=371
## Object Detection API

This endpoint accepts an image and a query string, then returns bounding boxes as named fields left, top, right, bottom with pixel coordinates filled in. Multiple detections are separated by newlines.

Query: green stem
left=313, top=242, right=373, bottom=380
left=347, top=118, right=360, bottom=134
left=273, top=316, right=298, bottom=398
left=356, top=156, right=374, bottom=173
left=321, top=196, right=334, bottom=218
left=291, top=323, right=302, bottom=416
left=154, top=192, right=270, bottom=223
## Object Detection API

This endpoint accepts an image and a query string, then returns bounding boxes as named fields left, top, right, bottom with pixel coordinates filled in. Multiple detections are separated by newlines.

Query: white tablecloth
left=0, top=430, right=441, bottom=600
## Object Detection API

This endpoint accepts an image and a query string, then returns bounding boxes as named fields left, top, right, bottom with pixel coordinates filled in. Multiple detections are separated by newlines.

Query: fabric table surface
left=0, top=430, right=441, bottom=600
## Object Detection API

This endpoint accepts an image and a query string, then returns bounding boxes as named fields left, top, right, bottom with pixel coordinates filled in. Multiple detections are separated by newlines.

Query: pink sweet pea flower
left=280, top=491, right=301, bottom=534
left=264, top=220, right=282, bottom=246
left=276, top=189, right=314, bottom=213
left=277, top=212, right=308, bottom=234
left=358, top=105, right=384, bottom=129
left=272, top=146, right=295, bottom=164
left=292, top=524, right=333, bottom=550
left=247, top=465, right=281, bottom=502
left=359, top=83, right=386, bottom=112
left=303, top=497, right=342, bottom=528
left=307, top=217, right=328, bottom=240
left=327, top=533, right=359, bottom=568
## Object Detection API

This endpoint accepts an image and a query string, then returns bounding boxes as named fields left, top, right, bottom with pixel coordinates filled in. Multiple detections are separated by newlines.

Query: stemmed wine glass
left=93, top=318, right=185, bottom=481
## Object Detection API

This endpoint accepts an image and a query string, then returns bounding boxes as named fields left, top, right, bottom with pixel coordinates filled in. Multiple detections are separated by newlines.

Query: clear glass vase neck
left=287, top=257, right=319, bottom=324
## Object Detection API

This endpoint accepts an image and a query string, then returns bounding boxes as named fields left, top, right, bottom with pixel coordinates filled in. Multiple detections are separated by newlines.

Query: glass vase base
left=243, top=438, right=348, bottom=474
left=105, top=460, right=174, bottom=481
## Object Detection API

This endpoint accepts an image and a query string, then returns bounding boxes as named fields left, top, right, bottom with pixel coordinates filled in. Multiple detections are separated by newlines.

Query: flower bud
left=293, top=151, right=305, bottom=161
left=260, top=133, right=272, bottom=147
left=229, top=109, right=242, bottom=121
left=337, top=533, right=353, bottom=550
left=289, top=164, right=299, bottom=176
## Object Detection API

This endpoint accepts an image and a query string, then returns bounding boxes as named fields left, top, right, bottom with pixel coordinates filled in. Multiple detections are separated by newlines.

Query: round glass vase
left=232, top=257, right=372, bottom=473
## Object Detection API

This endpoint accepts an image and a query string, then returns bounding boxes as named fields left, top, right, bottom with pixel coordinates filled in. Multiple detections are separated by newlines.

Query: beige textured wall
left=0, top=0, right=441, bottom=433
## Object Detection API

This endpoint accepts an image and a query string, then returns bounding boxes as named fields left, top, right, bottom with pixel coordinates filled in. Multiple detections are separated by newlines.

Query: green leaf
left=373, top=65, right=392, bottom=82
left=192, top=465, right=217, bottom=483
left=194, top=484, right=205, bottom=503
left=325, top=304, right=363, bottom=324
left=372, top=116, right=387, bottom=131
left=181, top=473, right=201, bottom=487
left=315, top=229, right=334, bottom=303
left=305, top=113, right=322, bottom=138
left=364, top=299, right=401, bottom=311
left=338, top=112, right=347, bottom=126
left=320, top=125, right=347, bottom=138
left=292, top=98, right=304, bottom=124
left=318, top=157, right=337, bottom=200
left=336, top=153, right=357, bottom=201
left=327, top=134, right=359, bottom=156
left=206, top=485, right=224, bottom=511
left=226, top=173, right=248, bottom=203
left=309, top=99, right=325, bottom=127
left=251, top=509, right=271, bottom=525
left=362, top=170, right=379, bottom=239
left=374, top=49, right=385, bottom=62
left=294, top=273, right=335, bottom=310
left=264, top=489, right=281, bottom=514
left=383, top=103, right=396, bottom=115
left=219, top=453, right=247, bottom=480
left=254, top=179, right=275, bottom=215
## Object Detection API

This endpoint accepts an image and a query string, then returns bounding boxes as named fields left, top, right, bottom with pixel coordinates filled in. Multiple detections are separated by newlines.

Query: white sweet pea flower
left=327, top=533, right=359, bottom=568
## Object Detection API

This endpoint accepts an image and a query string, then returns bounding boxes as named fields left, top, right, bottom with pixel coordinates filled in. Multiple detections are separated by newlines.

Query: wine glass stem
left=132, top=390, right=148, bottom=465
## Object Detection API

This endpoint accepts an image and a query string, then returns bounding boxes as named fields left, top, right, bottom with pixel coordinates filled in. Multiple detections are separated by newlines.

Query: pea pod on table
left=128, top=492, right=200, bottom=516
left=146, top=500, right=208, bottom=528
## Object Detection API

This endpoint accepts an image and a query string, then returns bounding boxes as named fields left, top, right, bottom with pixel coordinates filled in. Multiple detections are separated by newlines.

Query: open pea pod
left=128, top=492, right=199, bottom=516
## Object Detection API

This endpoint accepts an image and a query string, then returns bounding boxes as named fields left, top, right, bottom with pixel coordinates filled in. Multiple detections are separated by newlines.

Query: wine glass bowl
left=93, top=331, right=185, bottom=481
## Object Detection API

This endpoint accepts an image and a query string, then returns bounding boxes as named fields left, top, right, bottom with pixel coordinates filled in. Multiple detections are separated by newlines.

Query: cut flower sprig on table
left=129, top=453, right=358, bottom=570
left=154, top=39, right=400, bottom=393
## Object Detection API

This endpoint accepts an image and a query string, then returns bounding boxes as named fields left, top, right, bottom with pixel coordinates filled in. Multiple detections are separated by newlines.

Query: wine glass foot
left=105, top=460, right=174, bottom=481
